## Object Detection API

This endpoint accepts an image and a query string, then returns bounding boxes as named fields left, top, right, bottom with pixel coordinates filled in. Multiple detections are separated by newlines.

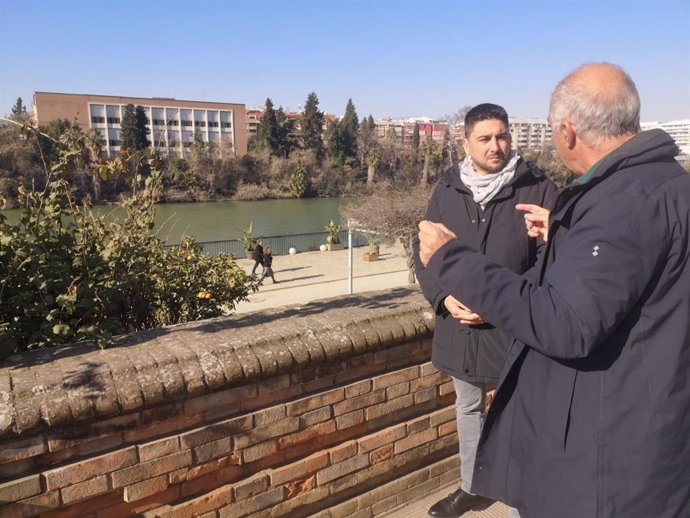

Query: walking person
left=251, top=239, right=264, bottom=276
left=413, top=103, right=557, bottom=518
left=259, top=246, right=277, bottom=284
left=418, top=63, right=690, bottom=518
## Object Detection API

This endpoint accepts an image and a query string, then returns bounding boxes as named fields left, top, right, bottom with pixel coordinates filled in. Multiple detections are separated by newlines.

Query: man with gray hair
left=418, top=62, right=690, bottom=517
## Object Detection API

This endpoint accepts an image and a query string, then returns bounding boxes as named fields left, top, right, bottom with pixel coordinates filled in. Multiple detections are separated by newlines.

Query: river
left=1, top=198, right=353, bottom=243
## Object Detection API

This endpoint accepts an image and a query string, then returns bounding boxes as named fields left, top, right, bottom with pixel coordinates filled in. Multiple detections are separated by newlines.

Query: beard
left=473, top=152, right=508, bottom=174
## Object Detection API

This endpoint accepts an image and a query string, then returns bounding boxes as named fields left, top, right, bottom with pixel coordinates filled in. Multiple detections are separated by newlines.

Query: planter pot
left=246, top=249, right=256, bottom=260
left=327, top=243, right=345, bottom=251
left=362, top=252, right=379, bottom=262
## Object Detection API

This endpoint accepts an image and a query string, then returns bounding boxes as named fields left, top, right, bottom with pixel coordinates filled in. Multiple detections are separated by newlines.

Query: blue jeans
left=452, top=377, right=521, bottom=518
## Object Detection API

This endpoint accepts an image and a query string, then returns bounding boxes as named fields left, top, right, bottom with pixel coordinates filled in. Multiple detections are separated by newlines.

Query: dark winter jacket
left=413, top=158, right=557, bottom=383
left=425, top=130, right=690, bottom=518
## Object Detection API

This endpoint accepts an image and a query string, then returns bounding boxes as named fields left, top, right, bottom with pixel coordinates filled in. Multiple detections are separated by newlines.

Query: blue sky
left=1, top=0, right=688, bottom=121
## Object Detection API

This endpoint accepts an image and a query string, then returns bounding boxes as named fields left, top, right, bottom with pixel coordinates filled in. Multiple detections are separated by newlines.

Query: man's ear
left=462, top=138, right=470, bottom=155
left=562, top=121, right=576, bottom=150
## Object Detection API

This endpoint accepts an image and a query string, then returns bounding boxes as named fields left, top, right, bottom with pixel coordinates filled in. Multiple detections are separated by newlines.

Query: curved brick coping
left=0, top=287, right=433, bottom=438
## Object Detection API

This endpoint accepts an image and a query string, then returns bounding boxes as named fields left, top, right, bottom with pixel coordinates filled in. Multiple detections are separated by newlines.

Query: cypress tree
left=301, top=92, right=324, bottom=159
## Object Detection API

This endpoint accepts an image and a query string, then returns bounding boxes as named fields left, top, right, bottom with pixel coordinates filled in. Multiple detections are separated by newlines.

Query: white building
left=509, top=117, right=552, bottom=151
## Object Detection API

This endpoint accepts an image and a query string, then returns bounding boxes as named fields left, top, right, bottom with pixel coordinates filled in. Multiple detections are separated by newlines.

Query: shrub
left=0, top=124, right=259, bottom=359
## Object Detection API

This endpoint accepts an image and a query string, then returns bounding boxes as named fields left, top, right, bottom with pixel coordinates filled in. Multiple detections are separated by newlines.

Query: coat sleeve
left=413, top=187, right=450, bottom=314
left=426, top=188, right=670, bottom=360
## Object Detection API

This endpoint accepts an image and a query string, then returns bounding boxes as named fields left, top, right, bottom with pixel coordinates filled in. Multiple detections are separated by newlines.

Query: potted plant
left=239, top=222, right=258, bottom=259
left=362, top=235, right=380, bottom=262
left=325, top=219, right=344, bottom=251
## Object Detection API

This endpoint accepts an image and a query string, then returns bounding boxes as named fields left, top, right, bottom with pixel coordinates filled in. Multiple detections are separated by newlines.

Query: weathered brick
left=299, top=406, right=332, bottom=427
left=372, top=366, right=418, bottom=390
left=316, top=454, right=369, bottom=485
left=218, top=486, right=284, bottom=517
left=329, top=440, right=357, bottom=464
left=180, top=472, right=218, bottom=498
left=286, top=389, right=344, bottom=417
left=60, top=474, right=109, bottom=505
left=254, top=405, right=287, bottom=427
left=410, top=372, right=445, bottom=392
left=407, top=416, right=430, bottom=435
left=364, top=394, right=414, bottom=421
left=414, top=386, right=437, bottom=405
left=335, top=409, right=364, bottom=430
left=0, top=490, right=60, bottom=518
left=193, top=437, right=233, bottom=464
left=277, top=420, right=336, bottom=449
left=183, top=385, right=253, bottom=416
left=438, top=381, right=455, bottom=396
left=268, top=486, right=329, bottom=518
left=166, top=485, right=233, bottom=518
left=111, top=450, right=192, bottom=488
left=233, top=417, right=300, bottom=449
left=420, top=362, right=440, bottom=377
left=386, top=382, right=410, bottom=400
left=270, top=451, right=329, bottom=486
left=370, top=444, right=394, bottom=465
left=124, top=474, right=169, bottom=502
left=285, top=473, right=316, bottom=498
left=138, top=437, right=180, bottom=463
left=124, top=413, right=204, bottom=444
left=258, top=374, right=291, bottom=394
left=179, top=415, right=253, bottom=449
left=0, top=436, right=46, bottom=464
left=438, top=421, right=458, bottom=437
left=233, top=473, right=269, bottom=500
left=44, top=447, right=138, bottom=490
left=358, top=425, right=406, bottom=453
left=344, top=379, right=371, bottom=398
left=242, top=440, right=278, bottom=463
left=328, top=499, right=361, bottom=518
left=332, top=391, right=385, bottom=416
left=0, top=474, right=42, bottom=503
left=429, top=406, right=456, bottom=427
left=395, top=428, right=438, bottom=454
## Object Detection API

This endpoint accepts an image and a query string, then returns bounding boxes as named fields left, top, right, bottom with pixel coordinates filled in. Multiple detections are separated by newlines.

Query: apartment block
left=33, top=92, right=247, bottom=158
left=374, top=117, right=449, bottom=148
left=509, top=117, right=553, bottom=152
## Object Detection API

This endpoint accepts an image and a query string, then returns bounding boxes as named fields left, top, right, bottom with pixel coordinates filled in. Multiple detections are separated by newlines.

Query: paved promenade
left=235, top=244, right=509, bottom=518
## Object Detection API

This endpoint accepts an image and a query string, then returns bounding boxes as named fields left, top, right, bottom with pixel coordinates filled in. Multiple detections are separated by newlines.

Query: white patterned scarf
left=459, top=150, right=520, bottom=209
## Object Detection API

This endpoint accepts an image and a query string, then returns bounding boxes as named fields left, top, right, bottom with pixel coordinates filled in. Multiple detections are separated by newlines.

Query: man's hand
left=418, top=220, right=457, bottom=266
left=443, top=295, right=485, bottom=325
left=516, top=204, right=551, bottom=242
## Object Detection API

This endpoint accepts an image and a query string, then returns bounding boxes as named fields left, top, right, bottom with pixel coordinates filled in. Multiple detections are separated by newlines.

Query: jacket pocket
left=544, top=363, right=578, bottom=449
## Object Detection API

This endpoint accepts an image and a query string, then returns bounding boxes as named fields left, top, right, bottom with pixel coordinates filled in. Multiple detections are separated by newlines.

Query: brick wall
left=0, top=288, right=459, bottom=518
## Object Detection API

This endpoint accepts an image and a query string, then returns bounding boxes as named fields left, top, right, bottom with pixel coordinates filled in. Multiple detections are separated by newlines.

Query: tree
left=301, top=92, right=324, bottom=159
left=411, top=123, right=420, bottom=165
left=10, top=97, right=28, bottom=121
left=341, top=182, right=431, bottom=284
left=420, top=137, right=438, bottom=185
left=289, top=159, right=307, bottom=197
left=366, top=145, right=381, bottom=184
left=357, top=115, right=377, bottom=169
left=257, top=98, right=279, bottom=155
left=120, top=104, right=150, bottom=151
left=340, top=98, right=359, bottom=161
left=275, top=107, right=296, bottom=158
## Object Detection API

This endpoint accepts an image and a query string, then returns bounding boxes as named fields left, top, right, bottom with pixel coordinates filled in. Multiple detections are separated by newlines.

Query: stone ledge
left=0, top=288, right=433, bottom=438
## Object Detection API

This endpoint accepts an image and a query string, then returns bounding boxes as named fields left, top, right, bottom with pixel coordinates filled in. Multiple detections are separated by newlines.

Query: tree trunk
left=367, top=163, right=376, bottom=184
left=421, top=151, right=430, bottom=186
left=402, top=240, right=416, bottom=284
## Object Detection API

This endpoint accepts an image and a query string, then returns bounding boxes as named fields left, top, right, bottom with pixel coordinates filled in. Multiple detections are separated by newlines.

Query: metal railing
left=166, top=231, right=369, bottom=258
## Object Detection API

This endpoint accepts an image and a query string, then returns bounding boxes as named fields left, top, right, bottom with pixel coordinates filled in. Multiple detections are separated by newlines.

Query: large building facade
left=641, top=119, right=690, bottom=157
left=33, top=92, right=247, bottom=157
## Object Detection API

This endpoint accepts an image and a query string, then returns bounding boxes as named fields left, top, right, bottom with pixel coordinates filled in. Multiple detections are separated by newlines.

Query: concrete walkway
left=234, top=244, right=509, bottom=518
left=234, top=243, right=412, bottom=313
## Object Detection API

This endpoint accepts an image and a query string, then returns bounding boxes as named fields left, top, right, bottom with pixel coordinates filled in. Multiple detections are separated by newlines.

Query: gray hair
left=549, top=63, right=641, bottom=148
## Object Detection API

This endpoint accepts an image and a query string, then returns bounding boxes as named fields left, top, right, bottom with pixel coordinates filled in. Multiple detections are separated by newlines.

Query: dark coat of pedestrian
left=260, top=247, right=277, bottom=283
left=251, top=241, right=264, bottom=275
